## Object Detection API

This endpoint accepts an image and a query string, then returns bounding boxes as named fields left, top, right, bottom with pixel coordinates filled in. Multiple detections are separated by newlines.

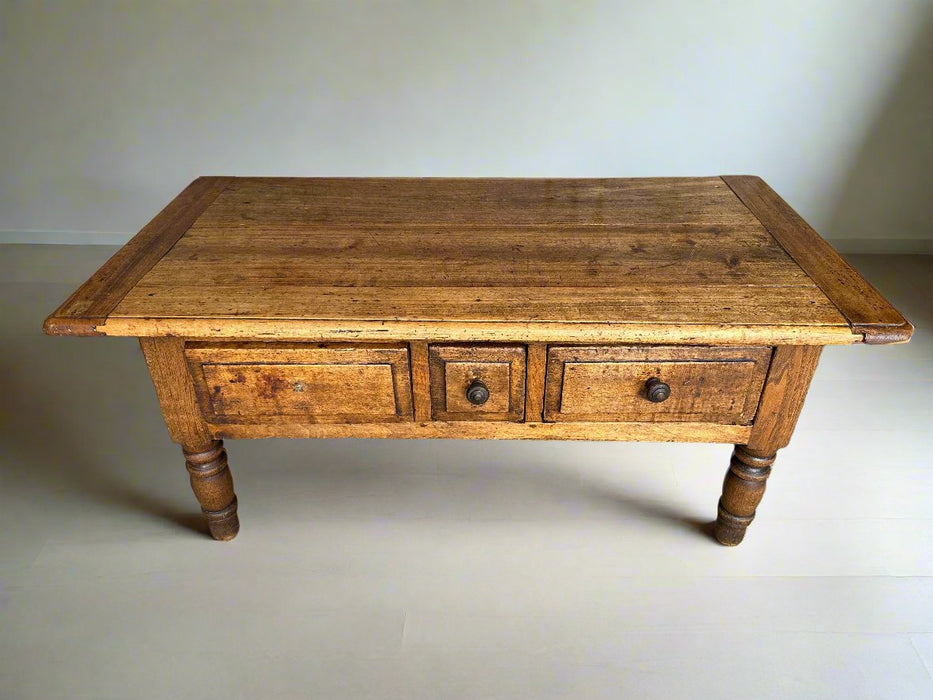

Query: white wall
left=2, top=0, right=931, bottom=250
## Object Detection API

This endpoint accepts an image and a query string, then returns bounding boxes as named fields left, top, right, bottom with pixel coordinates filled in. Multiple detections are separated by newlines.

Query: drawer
left=544, top=346, right=771, bottom=424
left=428, top=345, right=526, bottom=421
left=185, top=343, right=413, bottom=423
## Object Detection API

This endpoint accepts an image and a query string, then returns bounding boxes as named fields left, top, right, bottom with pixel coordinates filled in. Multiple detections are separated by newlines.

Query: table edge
left=93, top=317, right=859, bottom=345
left=721, top=175, right=913, bottom=345
left=42, top=176, right=234, bottom=336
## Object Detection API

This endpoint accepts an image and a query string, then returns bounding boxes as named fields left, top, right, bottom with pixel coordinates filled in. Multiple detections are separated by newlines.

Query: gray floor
left=2, top=245, right=932, bottom=699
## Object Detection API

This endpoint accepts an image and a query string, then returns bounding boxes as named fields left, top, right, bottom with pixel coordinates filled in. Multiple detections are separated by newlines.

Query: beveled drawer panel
left=428, top=345, right=526, bottom=421
left=186, top=343, right=413, bottom=424
left=544, top=346, right=771, bottom=424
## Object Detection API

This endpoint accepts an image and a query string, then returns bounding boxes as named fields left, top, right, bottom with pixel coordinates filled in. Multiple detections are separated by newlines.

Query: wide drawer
left=185, top=343, right=414, bottom=424
left=544, top=346, right=771, bottom=424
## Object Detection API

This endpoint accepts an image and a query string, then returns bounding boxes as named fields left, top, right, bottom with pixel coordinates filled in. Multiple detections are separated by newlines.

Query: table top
left=44, top=176, right=911, bottom=345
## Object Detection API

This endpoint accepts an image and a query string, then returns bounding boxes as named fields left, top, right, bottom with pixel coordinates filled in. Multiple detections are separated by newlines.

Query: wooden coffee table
left=44, top=176, right=912, bottom=545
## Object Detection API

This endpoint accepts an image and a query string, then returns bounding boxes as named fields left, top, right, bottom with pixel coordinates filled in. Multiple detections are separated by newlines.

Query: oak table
left=44, top=177, right=912, bottom=545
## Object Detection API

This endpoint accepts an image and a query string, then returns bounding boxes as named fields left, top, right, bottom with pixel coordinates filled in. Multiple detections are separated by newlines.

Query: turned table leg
left=715, top=446, right=775, bottom=545
left=183, top=440, right=239, bottom=541
left=712, top=345, right=822, bottom=546
left=140, top=337, right=243, bottom=541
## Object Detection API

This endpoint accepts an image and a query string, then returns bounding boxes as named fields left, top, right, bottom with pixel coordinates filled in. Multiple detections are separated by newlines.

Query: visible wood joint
left=722, top=175, right=912, bottom=346
left=42, top=176, right=233, bottom=336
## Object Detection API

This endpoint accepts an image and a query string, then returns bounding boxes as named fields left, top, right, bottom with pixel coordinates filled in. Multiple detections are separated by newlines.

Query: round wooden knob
left=466, top=379, right=490, bottom=406
left=645, top=378, right=671, bottom=403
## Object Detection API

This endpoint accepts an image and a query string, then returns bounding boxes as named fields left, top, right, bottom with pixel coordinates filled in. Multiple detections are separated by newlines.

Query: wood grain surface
left=112, top=284, right=844, bottom=326
left=409, top=340, right=433, bottom=422
left=745, top=345, right=823, bottom=452
left=524, top=342, right=548, bottom=423
left=41, top=176, right=905, bottom=346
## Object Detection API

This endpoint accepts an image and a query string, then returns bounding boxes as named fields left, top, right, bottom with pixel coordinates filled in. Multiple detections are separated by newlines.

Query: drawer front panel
left=544, top=346, right=771, bottom=424
left=429, top=345, right=526, bottom=421
left=186, top=343, right=413, bottom=424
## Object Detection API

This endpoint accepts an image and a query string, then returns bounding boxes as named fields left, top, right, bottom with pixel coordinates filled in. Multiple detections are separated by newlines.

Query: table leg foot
left=714, top=445, right=775, bottom=546
left=183, top=440, right=239, bottom=541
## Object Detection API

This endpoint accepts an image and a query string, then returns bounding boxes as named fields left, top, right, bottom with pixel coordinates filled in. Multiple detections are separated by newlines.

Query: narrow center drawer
left=544, top=346, right=771, bottom=424
left=185, top=343, right=414, bottom=424
left=428, top=344, right=526, bottom=421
